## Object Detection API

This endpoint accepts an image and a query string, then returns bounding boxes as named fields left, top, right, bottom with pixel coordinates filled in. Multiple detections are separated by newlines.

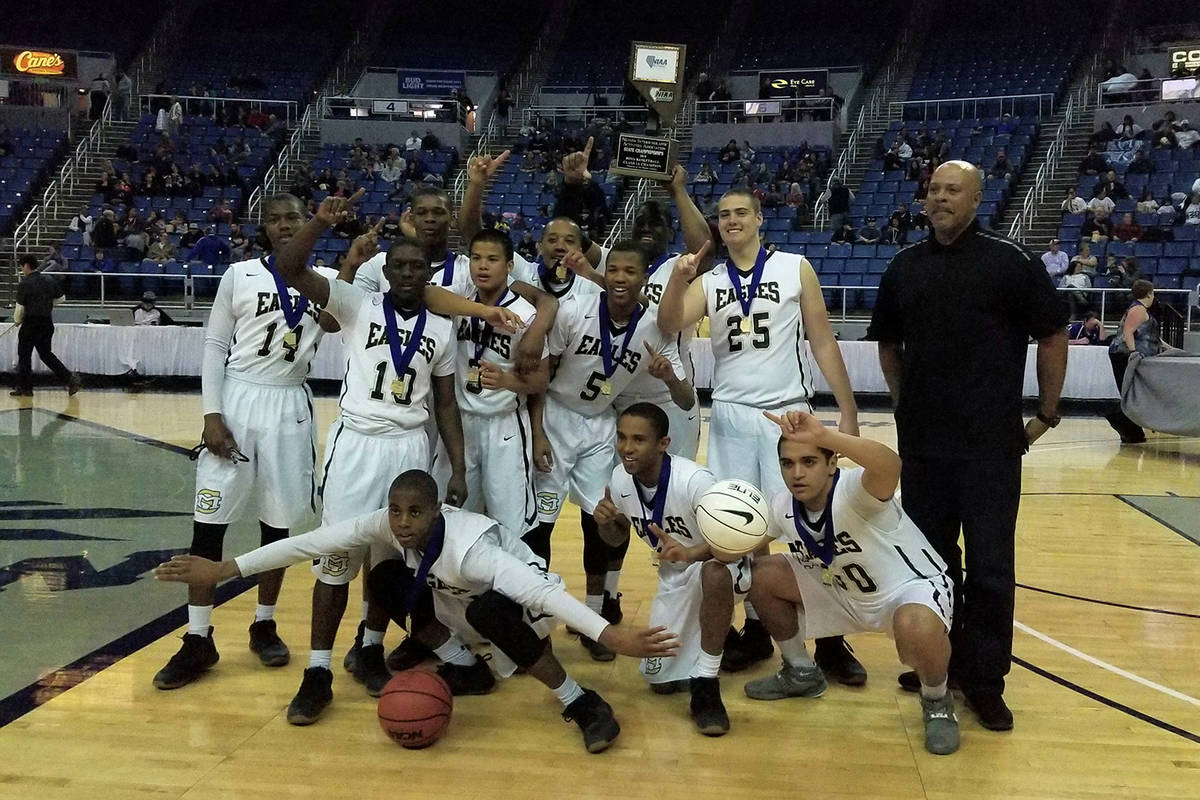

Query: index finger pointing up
left=583, top=136, right=594, bottom=158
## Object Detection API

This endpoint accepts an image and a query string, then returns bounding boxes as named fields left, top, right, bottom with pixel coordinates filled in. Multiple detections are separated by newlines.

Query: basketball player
left=155, top=470, right=680, bottom=753
left=593, top=403, right=748, bottom=736
left=535, top=241, right=695, bottom=661
left=153, top=193, right=337, bottom=691
left=657, top=187, right=865, bottom=683
left=270, top=192, right=523, bottom=724
left=743, top=410, right=959, bottom=756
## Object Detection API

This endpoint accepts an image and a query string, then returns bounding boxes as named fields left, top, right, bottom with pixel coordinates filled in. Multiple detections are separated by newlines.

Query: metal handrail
left=603, top=179, right=652, bottom=249
left=889, top=92, right=1057, bottom=122
left=452, top=111, right=498, bottom=208
left=249, top=99, right=317, bottom=222
left=693, top=96, right=837, bottom=122
left=137, top=93, right=301, bottom=127
left=1096, top=75, right=1200, bottom=108
left=522, top=105, right=652, bottom=126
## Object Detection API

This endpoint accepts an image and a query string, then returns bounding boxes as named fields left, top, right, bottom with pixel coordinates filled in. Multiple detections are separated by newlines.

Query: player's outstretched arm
left=657, top=240, right=711, bottom=334
left=508, top=280, right=558, bottom=375
left=459, top=150, right=511, bottom=241
left=798, top=260, right=859, bottom=435
left=432, top=374, right=468, bottom=507
left=155, top=554, right=241, bottom=584
left=423, top=286, right=522, bottom=333
left=597, top=624, right=680, bottom=659
left=764, top=410, right=900, bottom=501
left=478, top=356, right=548, bottom=395
left=275, top=190, right=366, bottom=307
left=663, top=165, right=714, bottom=266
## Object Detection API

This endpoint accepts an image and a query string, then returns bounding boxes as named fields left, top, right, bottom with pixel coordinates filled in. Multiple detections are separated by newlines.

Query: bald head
left=932, top=160, right=983, bottom=192
left=927, top=160, right=983, bottom=244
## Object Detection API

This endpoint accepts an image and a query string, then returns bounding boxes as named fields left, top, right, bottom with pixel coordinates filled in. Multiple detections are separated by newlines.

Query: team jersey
left=234, top=505, right=608, bottom=641
left=700, top=249, right=816, bottom=407
left=608, top=455, right=716, bottom=578
left=547, top=294, right=685, bottom=417
left=355, top=251, right=474, bottom=296
left=209, top=257, right=338, bottom=384
left=767, top=467, right=950, bottom=600
left=324, top=279, right=456, bottom=436
left=519, top=252, right=602, bottom=302
left=452, top=288, right=545, bottom=416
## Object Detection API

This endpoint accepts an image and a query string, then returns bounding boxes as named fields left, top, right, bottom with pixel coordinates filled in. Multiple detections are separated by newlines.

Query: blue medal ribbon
left=381, top=293, right=427, bottom=387
left=403, top=515, right=445, bottom=624
left=633, top=454, right=671, bottom=548
left=265, top=255, right=309, bottom=329
left=470, top=288, right=509, bottom=363
left=725, top=246, right=770, bottom=320
left=436, top=251, right=456, bottom=286
left=790, top=469, right=840, bottom=566
left=597, top=293, right=644, bottom=380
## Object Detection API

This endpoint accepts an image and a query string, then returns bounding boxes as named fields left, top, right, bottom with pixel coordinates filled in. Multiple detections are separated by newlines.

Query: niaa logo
left=645, top=54, right=669, bottom=69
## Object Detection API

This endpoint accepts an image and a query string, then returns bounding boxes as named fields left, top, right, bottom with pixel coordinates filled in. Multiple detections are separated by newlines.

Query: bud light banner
left=396, top=70, right=466, bottom=95
left=0, top=47, right=78, bottom=80
left=760, top=69, right=828, bottom=98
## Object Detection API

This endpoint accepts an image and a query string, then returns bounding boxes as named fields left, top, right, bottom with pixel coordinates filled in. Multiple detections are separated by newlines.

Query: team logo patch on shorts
left=644, top=657, right=663, bottom=675
left=195, top=489, right=222, bottom=514
left=536, top=492, right=560, bottom=514
left=322, top=552, right=349, bottom=577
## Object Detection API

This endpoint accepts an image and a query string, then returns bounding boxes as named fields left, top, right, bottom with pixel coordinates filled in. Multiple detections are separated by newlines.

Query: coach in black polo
left=867, top=161, right=1068, bottom=731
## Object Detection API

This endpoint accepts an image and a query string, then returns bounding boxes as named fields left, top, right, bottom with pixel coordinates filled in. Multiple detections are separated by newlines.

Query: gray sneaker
left=743, top=660, right=827, bottom=700
left=921, top=693, right=960, bottom=755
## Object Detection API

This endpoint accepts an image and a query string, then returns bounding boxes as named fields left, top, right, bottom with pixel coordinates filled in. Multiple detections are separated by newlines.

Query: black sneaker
left=436, top=657, right=496, bottom=695
left=562, top=689, right=621, bottom=753
left=689, top=677, right=730, bottom=736
left=342, top=620, right=365, bottom=674
left=964, top=691, right=1014, bottom=731
left=898, top=670, right=960, bottom=693
left=286, top=667, right=333, bottom=725
left=580, top=635, right=615, bottom=662
left=248, top=619, right=290, bottom=667
left=814, top=636, right=867, bottom=687
left=649, top=679, right=690, bottom=695
left=721, top=620, right=773, bottom=672
left=153, top=627, right=219, bottom=689
left=601, top=591, right=623, bottom=624
left=386, top=636, right=435, bottom=671
left=67, top=374, right=82, bottom=396
left=356, top=643, right=393, bottom=696
left=8, top=389, right=32, bottom=397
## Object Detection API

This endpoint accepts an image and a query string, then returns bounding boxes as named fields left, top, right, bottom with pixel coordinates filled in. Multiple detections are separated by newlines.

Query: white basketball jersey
left=453, top=289, right=544, bottom=416
left=547, top=295, right=685, bottom=417
left=518, top=253, right=602, bottom=302
left=700, top=249, right=816, bottom=407
left=767, top=467, right=950, bottom=599
left=215, top=258, right=338, bottom=384
left=324, top=279, right=456, bottom=436
left=608, top=456, right=716, bottom=579
left=355, top=251, right=474, bottom=296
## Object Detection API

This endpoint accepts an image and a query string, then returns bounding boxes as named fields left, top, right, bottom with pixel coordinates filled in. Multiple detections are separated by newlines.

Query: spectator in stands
left=187, top=165, right=206, bottom=195
left=209, top=200, right=234, bottom=225
left=92, top=209, right=119, bottom=249
left=167, top=97, right=183, bottom=139
left=230, top=138, right=251, bottom=165
left=826, top=178, right=853, bottom=231
left=134, top=292, right=174, bottom=326
left=89, top=73, right=109, bottom=120
left=166, top=211, right=187, bottom=234
left=1080, top=210, right=1110, bottom=242
left=1108, top=256, right=1143, bottom=289
left=1068, top=312, right=1104, bottom=345
left=1078, top=146, right=1108, bottom=175
left=785, top=181, right=805, bottom=207
left=228, top=224, right=249, bottom=260
left=830, top=221, right=855, bottom=245
left=1158, top=195, right=1180, bottom=225
left=147, top=232, right=177, bottom=263
left=910, top=202, right=930, bottom=233
left=989, top=149, right=1013, bottom=183
left=1113, top=212, right=1142, bottom=242
left=791, top=195, right=811, bottom=230
left=1126, top=150, right=1154, bottom=175
left=379, top=209, right=402, bottom=240
left=145, top=211, right=166, bottom=237
left=1152, top=111, right=1178, bottom=148
left=883, top=142, right=905, bottom=172
left=695, top=162, right=715, bottom=183
left=113, top=71, right=132, bottom=121
left=406, top=130, right=421, bottom=153
left=332, top=211, right=363, bottom=240
left=516, top=231, right=537, bottom=262
left=1060, top=185, right=1089, bottom=214
left=124, top=225, right=149, bottom=260
left=882, top=217, right=905, bottom=245
left=915, top=177, right=930, bottom=200
left=189, top=227, right=230, bottom=265
left=207, top=165, right=225, bottom=188
left=69, top=208, right=94, bottom=245
left=1099, top=169, right=1128, bottom=200
left=856, top=217, right=881, bottom=243
left=719, top=140, right=740, bottom=164
left=1041, top=239, right=1068, bottom=279
left=1176, top=120, right=1200, bottom=149
left=1193, top=176, right=1200, bottom=195
left=896, top=136, right=913, bottom=162
left=764, top=183, right=786, bottom=213
left=1070, top=241, right=1098, bottom=278
left=889, top=204, right=912, bottom=236
left=380, top=155, right=403, bottom=186
left=39, top=245, right=65, bottom=273
left=1186, top=193, right=1200, bottom=225
left=905, top=155, right=926, bottom=182
left=1059, top=259, right=1092, bottom=319
left=1088, top=186, right=1115, bottom=221
left=519, top=151, right=538, bottom=173
left=180, top=223, right=203, bottom=250
left=741, top=140, right=757, bottom=164
left=1088, top=121, right=1117, bottom=148
left=1116, top=114, right=1142, bottom=141
left=421, top=130, right=440, bottom=151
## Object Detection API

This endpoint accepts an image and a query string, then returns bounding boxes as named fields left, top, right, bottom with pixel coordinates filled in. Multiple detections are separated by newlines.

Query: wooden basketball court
left=1, top=388, right=1197, bottom=799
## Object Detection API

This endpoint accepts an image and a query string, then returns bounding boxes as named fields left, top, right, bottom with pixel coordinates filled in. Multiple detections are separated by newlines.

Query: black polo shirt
left=867, top=219, right=1067, bottom=460
left=16, top=271, right=64, bottom=319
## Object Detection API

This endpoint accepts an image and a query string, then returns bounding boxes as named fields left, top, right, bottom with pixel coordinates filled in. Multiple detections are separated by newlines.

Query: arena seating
left=0, top=127, right=69, bottom=236
left=731, top=0, right=901, bottom=71
left=0, top=0, right=162, bottom=65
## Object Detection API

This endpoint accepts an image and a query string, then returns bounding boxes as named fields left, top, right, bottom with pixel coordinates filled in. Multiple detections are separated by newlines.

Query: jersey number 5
left=727, top=312, right=770, bottom=352
left=370, top=363, right=416, bottom=405
left=579, top=370, right=610, bottom=402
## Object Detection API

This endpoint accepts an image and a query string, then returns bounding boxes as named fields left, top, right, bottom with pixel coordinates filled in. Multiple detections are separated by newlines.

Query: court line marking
left=1013, top=656, right=1200, bottom=745
left=1014, top=619, right=1200, bottom=709
left=1114, top=494, right=1200, bottom=548
left=31, top=407, right=195, bottom=456
left=1017, top=582, right=1200, bottom=619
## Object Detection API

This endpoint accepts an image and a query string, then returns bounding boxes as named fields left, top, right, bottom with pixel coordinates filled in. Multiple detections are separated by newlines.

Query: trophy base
left=609, top=133, right=678, bottom=181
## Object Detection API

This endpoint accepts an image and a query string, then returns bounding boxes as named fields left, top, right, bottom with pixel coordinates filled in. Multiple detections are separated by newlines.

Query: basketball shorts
left=193, top=377, right=316, bottom=529
left=313, top=419, right=428, bottom=586
left=707, top=399, right=812, bottom=496
left=615, top=394, right=700, bottom=461
left=784, top=554, right=954, bottom=639
left=533, top=398, right=615, bottom=522
left=462, top=407, right=537, bottom=535
left=641, top=557, right=752, bottom=685
left=426, top=415, right=452, bottom=501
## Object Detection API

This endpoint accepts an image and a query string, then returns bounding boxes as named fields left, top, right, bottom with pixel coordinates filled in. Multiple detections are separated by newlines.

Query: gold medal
left=599, top=380, right=612, bottom=396
left=282, top=329, right=298, bottom=348
left=555, top=263, right=568, bottom=281
left=738, top=316, right=752, bottom=334
left=390, top=376, right=407, bottom=397
left=821, top=566, right=834, bottom=586
left=466, top=364, right=482, bottom=394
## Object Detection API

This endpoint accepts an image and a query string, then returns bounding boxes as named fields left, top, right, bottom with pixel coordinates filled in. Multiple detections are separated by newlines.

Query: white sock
left=363, top=628, right=385, bottom=647
left=743, top=600, right=759, bottom=621
left=695, top=650, right=723, bottom=679
left=552, top=676, right=585, bottom=707
left=360, top=601, right=370, bottom=621
left=920, top=679, right=948, bottom=700
left=187, top=604, right=213, bottom=636
left=585, top=594, right=603, bottom=614
left=604, top=571, right=621, bottom=595
left=308, top=649, right=333, bottom=670
left=433, top=637, right=476, bottom=666
left=254, top=604, right=275, bottom=622
left=778, top=631, right=815, bottom=668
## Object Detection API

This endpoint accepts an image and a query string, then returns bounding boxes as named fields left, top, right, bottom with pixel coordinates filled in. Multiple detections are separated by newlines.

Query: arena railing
left=452, top=111, right=498, bottom=209
left=1096, top=75, right=1200, bottom=108
left=321, top=95, right=470, bottom=128
left=248, top=100, right=318, bottom=223
left=888, top=92, right=1056, bottom=122
left=521, top=106, right=652, bottom=128
left=602, top=179, right=651, bottom=250
left=693, top=96, right=837, bottom=124
left=137, top=94, right=301, bottom=128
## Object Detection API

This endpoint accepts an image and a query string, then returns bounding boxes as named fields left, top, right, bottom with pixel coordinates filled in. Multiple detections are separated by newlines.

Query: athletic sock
left=743, top=600, right=760, bottom=621
left=696, top=650, right=723, bottom=679
left=552, top=675, right=585, bottom=707
left=433, top=637, right=476, bottom=666
left=360, top=601, right=370, bottom=621
left=363, top=628, right=385, bottom=647
left=308, top=649, right=333, bottom=670
left=187, top=604, right=213, bottom=637
left=920, top=679, right=948, bottom=700
left=778, top=631, right=816, bottom=668
left=585, top=594, right=604, bottom=615
left=604, top=570, right=621, bottom=595
left=254, top=604, right=275, bottom=622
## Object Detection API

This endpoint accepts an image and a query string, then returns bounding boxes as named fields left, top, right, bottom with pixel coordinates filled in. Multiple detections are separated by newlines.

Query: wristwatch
left=1035, top=411, right=1061, bottom=428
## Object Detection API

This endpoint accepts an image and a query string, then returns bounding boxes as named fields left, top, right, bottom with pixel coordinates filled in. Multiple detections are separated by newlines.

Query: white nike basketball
left=695, top=480, right=771, bottom=560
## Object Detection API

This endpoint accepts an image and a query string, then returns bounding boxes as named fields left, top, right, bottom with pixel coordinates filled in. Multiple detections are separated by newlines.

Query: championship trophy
left=610, top=41, right=687, bottom=180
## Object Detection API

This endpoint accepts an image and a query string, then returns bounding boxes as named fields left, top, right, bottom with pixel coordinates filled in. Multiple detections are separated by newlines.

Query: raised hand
left=642, top=341, right=675, bottom=383
left=477, top=359, right=511, bottom=391
left=561, top=248, right=590, bottom=276
left=561, top=136, right=594, bottom=184
left=346, top=217, right=384, bottom=269
left=468, top=149, right=511, bottom=185
left=764, top=409, right=830, bottom=446
left=597, top=624, right=680, bottom=658
left=315, top=187, right=365, bottom=227
left=593, top=486, right=622, bottom=526
left=660, top=164, right=689, bottom=193
left=399, top=208, right=417, bottom=240
left=674, top=239, right=711, bottom=281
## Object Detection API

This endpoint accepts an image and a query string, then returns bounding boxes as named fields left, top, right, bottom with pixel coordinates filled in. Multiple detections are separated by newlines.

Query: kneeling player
left=155, top=470, right=677, bottom=754
left=593, top=404, right=748, bottom=736
left=744, top=410, right=959, bottom=756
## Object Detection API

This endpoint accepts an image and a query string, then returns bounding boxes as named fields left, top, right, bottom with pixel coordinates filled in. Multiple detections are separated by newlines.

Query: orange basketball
left=377, top=670, right=453, bottom=748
